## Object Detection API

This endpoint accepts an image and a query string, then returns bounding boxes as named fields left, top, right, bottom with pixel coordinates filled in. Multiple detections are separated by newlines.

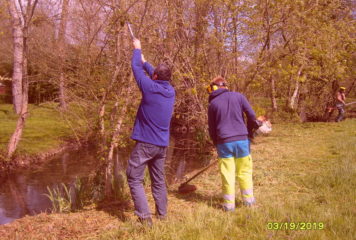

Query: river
left=0, top=140, right=206, bottom=225
left=0, top=148, right=99, bottom=225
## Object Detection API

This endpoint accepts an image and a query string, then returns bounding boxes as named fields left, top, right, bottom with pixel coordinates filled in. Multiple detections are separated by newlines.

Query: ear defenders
left=206, top=82, right=226, bottom=94
left=206, top=84, right=219, bottom=94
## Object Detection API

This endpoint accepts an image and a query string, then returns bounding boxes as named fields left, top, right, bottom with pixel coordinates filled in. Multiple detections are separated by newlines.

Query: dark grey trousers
left=336, top=103, right=345, bottom=122
left=126, top=141, right=167, bottom=219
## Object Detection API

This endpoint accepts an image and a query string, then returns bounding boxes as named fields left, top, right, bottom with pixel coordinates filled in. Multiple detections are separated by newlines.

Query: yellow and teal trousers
left=216, top=139, right=255, bottom=211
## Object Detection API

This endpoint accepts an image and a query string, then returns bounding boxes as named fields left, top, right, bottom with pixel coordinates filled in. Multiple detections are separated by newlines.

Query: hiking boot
left=138, top=217, right=153, bottom=227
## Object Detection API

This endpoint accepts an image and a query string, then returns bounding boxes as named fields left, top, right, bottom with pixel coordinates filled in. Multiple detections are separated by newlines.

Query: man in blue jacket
left=207, top=76, right=258, bottom=211
left=127, top=39, right=175, bottom=225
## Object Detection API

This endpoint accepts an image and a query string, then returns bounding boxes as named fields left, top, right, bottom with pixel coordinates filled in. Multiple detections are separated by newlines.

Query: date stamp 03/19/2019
left=267, top=222, right=325, bottom=230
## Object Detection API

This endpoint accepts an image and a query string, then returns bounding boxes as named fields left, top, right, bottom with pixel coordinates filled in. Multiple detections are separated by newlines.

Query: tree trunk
left=264, top=0, right=277, bottom=112
left=105, top=100, right=128, bottom=197
left=8, top=52, right=28, bottom=158
left=289, top=64, right=304, bottom=110
left=232, top=15, right=239, bottom=91
left=7, top=26, right=30, bottom=158
left=270, top=77, right=278, bottom=111
left=59, top=73, right=67, bottom=110
left=194, top=0, right=208, bottom=66
left=167, top=0, right=182, bottom=56
left=7, top=109, right=28, bottom=158
left=99, top=104, right=106, bottom=138
left=98, top=23, right=123, bottom=141
left=298, top=83, right=307, bottom=122
left=58, top=0, right=70, bottom=110
left=289, top=80, right=300, bottom=110
left=104, top=6, right=129, bottom=197
left=7, top=0, right=24, bottom=114
left=6, top=0, right=38, bottom=158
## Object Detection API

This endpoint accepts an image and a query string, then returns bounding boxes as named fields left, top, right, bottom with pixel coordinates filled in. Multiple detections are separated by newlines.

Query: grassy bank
left=0, top=119, right=355, bottom=240
left=0, top=103, right=72, bottom=156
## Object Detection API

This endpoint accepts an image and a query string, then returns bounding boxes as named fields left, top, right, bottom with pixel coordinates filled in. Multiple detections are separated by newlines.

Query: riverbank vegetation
left=1, top=0, right=355, bottom=159
left=1, top=120, right=355, bottom=240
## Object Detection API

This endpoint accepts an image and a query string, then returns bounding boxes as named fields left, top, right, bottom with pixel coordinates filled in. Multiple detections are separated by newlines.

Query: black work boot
left=138, top=217, right=153, bottom=227
left=156, top=214, right=167, bottom=221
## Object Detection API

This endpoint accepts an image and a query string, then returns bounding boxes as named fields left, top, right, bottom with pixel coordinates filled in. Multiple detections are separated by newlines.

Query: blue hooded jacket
left=208, top=88, right=256, bottom=145
left=131, top=49, right=175, bottom=147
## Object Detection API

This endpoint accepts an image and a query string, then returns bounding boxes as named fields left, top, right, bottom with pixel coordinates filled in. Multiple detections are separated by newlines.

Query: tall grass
left=45, top=183, right=73, bottom=213
left=45, top=177, right=100, bottom=213
left=100, top=120, right=355, bottom=240
left=1, top=120, right=354, bottom=240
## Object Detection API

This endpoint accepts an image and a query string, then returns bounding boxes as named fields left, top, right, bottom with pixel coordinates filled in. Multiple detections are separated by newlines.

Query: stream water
left=0, top=149, right=100, bottom=225
left=0, top=140, right=205, bottom=225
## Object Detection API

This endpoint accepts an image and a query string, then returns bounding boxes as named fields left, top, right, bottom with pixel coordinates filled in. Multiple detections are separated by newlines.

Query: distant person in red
left=335, top=87, right=346, bottom=122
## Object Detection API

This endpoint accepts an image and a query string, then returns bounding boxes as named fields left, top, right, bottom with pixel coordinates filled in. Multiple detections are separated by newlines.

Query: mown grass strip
left=0, top=103, right=71, bottom=155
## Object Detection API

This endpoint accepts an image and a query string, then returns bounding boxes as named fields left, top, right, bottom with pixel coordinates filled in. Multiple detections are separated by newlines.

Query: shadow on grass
left=96, top=199, right=132, bottom=222
left=0, top=109, right=10, bottom=115
left=170, top=189, right=223, bottom=209
left=169, top=188, right=248, bottom=211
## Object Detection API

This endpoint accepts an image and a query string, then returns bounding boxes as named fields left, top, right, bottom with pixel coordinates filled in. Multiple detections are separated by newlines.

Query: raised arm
left=141, top=54, right=155, bottom=78
left=131, top=39, right=153, bottom=91
left=143, top=62, right=155, bottom=78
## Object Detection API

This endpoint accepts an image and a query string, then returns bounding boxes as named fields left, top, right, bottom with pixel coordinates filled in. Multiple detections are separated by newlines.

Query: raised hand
left=133, top=39, right=141, bottom=49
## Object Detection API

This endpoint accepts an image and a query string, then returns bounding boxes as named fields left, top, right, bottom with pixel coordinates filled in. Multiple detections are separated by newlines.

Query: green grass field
left=0, top=103, right=71, bottom=155
left=1, top=119, right=355, bottom=239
